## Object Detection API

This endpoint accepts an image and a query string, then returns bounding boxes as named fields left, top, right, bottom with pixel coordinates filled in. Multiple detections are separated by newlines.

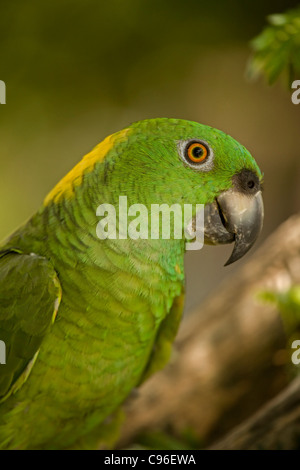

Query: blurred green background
left=1, top=0, right=299, bottom=312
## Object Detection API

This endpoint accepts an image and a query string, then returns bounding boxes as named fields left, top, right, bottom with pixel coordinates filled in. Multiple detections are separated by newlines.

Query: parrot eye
left=177, top=139, right=214, bottom=172
left=186, top=142, right=208, bottom=163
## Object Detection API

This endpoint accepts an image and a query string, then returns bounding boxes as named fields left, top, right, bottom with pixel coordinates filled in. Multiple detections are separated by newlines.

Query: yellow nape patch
left=44, top=127, right=130, bottom=205
left=175, top=264, right=181, bottom=275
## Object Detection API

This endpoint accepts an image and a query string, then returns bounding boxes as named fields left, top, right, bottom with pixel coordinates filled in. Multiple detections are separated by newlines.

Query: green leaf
left=248, top=6, right=300, bottom=85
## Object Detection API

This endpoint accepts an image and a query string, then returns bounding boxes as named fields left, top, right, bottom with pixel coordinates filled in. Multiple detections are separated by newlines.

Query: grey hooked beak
left=203, top=189, right=264, bottom=266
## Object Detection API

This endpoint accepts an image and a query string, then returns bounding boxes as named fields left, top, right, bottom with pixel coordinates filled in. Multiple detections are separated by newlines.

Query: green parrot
left=0, top=118, right=264, bottom=449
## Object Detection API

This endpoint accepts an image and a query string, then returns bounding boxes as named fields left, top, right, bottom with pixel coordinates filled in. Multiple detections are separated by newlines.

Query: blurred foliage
left=260, top=286, right=300, bottom=336
left=1, top=0, right=299, bottom=116
left=248, top=5, right=300, bottom=84
left=259, top=286, right=300, bottom=375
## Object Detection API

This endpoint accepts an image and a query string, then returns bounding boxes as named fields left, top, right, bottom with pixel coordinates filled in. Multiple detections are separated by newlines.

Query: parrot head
left=106, top=118, right=263, bottom=265
left=45, top=117, right=263, bottom=266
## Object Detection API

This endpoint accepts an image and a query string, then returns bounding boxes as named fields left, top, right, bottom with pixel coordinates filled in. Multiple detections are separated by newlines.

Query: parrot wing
left=139, top=290, right=185, bottom=384
left=0, top=248, right=62, bottom=403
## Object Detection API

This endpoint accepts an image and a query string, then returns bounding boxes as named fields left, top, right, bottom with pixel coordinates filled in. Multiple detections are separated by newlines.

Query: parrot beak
left=203, top=187, right=264, bottom=266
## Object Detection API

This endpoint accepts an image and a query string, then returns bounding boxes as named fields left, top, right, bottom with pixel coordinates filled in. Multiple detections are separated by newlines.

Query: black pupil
left=192, top=146, right=204, bottom=159
left=247, top=180, right=255, bottom=189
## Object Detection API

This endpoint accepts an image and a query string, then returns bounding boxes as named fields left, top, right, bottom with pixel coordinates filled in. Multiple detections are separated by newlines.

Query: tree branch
left=209, top=376, right=300, bottom=450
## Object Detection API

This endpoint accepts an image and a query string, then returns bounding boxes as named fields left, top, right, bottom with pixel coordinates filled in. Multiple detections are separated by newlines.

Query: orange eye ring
left=186, top=142, right=208, bottom=163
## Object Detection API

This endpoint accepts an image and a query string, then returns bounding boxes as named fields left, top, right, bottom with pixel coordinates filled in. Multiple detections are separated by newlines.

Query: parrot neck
left=8, top=190, right=186, bottom=321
